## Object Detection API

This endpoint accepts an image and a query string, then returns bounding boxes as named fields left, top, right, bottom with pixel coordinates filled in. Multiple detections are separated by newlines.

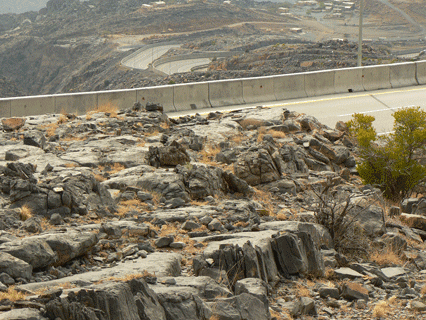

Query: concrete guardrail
left=416, top=60, right=426, bottom=85
left=304, top=70, right=335, bottom=97
left=334, top=67, right=364, bottom=93
left=389, top=62, right=418, bottom=88
left=1, top=62, right=426, bottom=118
left=242, top=76, right=277, bottom=104
left=273, top=73, right=306, bottom=100
left=362, top=64, right=391, bottom=91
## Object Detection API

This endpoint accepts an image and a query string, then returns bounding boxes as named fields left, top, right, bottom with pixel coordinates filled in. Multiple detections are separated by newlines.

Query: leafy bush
left=347, top=107, right=426, bottom=201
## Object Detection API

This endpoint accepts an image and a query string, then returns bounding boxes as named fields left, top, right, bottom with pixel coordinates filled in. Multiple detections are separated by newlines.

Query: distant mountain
left=0, top=0, right=48, bottom=14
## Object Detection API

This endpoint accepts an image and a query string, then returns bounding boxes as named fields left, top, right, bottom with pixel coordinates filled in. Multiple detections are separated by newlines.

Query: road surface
left=122, top=45, right=180, bottom=69
left=168, top=85, right=426, bottom=134
left=156, top=58, right=211, bottom=75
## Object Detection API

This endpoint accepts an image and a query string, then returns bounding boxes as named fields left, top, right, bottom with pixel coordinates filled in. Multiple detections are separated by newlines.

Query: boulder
left=1, top=118, right=26, bottom=131
left=23, top=130, right=46, bottom=149
left=0, top=308, right=47, bottom=320
left=156, top=291, right=212, bottom=320
left=235, top=278, right=269, bottom=310
left=0, top=252, right=32, bottom=280
left=46, top=281, right=140, bottom=320
left=128, top=279, right=167, bottom=320
left=234, top=147, right=281, bottom=186
left=208, top=293, right=270, bottom=320
left=400, top=213, right=426, bottom=231
left=34, top=231, right=99, bottom=267
left=147, top=141, right=190, bottom=167
left=0, top=238, right=57, bottom=269
left=271, top=232, right=324, bottom=278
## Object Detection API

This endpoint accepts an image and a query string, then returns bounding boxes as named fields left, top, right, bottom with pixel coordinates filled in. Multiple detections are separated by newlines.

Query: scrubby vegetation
left=347, top=106, right=426, bottom=201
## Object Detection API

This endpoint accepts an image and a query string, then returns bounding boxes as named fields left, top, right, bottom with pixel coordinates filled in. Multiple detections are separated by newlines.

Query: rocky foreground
left=0, top=103, right=425, bottom=320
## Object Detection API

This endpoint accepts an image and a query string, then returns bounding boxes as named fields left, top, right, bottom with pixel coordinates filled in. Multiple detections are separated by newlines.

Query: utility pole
left=357, top=0, right=364, bottom=67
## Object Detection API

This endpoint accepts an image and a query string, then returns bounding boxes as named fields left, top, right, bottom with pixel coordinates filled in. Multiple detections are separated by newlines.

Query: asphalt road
left=168, top=84, right=426, bottom=134
left=122, top=45, right=180, bottom=70
left=156, top=58, right=211, bottom=75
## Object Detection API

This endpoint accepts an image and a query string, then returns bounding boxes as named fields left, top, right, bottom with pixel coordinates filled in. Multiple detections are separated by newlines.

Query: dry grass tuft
left=370, top=247, right=404, bottom=266
left=229, top=133, right=249, bottom=144
left=324, top=267, right=336, bottom=280
left=57, top=114, right=68, bottom=124
left=200, top=144, right=221, bottom=165
left=239, top=118, right=264, bottom=130
left=269, top=309, right=293, bottom=320
left=64, top=163, right=78, bottom=168
left=344, top=282, right=368, bottom=295
left=19, top=205, right=33, bottom=221
left=295, top=282, right=311, bottom=297
left=268, top=129, right=286, bottom=139
left=89, top=102, right=119, bottom=118
left=116, top=199, right=147, bottom=217
left=0, top=286, right=27, bottom=302
left=98, top=163, right=126, bottom=174
left=93, top=173, right=107, bottom=182
left=41, top=122, right=59, bottom=137
left=421, top=285, right=426, bottom=295
left=252, top=188, right=275, bottom=216
left=190, top=200, right=209, bottom=206
left=372, top=300, right=390, bottom=318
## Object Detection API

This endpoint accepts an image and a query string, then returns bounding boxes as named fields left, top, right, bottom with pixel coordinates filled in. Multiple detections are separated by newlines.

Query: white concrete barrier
left=11, top=95, right=56, bottom=117
left=0, top=99, right=11, bottom=118
left=416, top=60, right=426, bottom=85
left=173, top=82, right=211, bottom=111
left=273, top=73, right=306, bottom=100
left=242, top=76, right=276, bottom=104
left=137, top=85, right=175, bottom=112
left=97, top=89, right=138, bottom=110
left=334, top=67, right=364, bottom=93
left=389, top=62, right=418, bottom=88
left=362, top=65, right=391, bottom=91
left=55, top=92, right=98, bottom=115
left=209, top=79, right=244, bottom=107
left=304, top=70, right=335, bottom=97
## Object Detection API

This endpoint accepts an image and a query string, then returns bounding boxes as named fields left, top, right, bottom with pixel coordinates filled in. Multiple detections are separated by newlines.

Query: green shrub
left=347, top=107, right=426, bottom=201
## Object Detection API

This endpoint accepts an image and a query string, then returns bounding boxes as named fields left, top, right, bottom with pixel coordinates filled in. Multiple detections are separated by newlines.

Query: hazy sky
left=0, top=0, right=49, bottom=14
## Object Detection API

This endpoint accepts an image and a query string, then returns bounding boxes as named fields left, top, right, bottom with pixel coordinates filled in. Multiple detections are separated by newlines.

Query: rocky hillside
left=0, top=103, right=425, bottom=319
left=0, top=0, right=47, bottom=14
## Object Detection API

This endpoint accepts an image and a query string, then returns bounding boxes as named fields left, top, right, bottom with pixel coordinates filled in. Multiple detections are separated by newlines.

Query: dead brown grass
left=98, top=163, right=126, bottom=174
left=57, top=114, right=68, bottom=124
left=344, top=282, right=368, bottom=295
left=93, top=173, right=107, bottom=182
left=200, top=145, right=221, bottom=165
left=62, top=135, right=87, bottom=142
left=295, top=282, right=311, bottom=297
left=89, top=102, right=119, bottom=118
left=116, top=199, right=147, bottom=217
left=268, top=129, right=286, bottom=139
left=370, top=247, right=404, bottom=266
left=421, top=285, right=426, bottom=295
left=372, top=300, right=389, bottom=318
left=239, top=118, right=264, bottom=130
left=269, top=309, right=293, bottom=320
left=64, top=163, right=78, bottom=168
left=190, top=200, right=209, bottom=206
left=252, top=188, right=275, bottom=216
left=40, top=122, right=59, bottom=137
left=229, top=133, right=249, bottom=144
left=19, top=205, right=33, bottom=221
left=0, top=286, right=27, bottom=301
